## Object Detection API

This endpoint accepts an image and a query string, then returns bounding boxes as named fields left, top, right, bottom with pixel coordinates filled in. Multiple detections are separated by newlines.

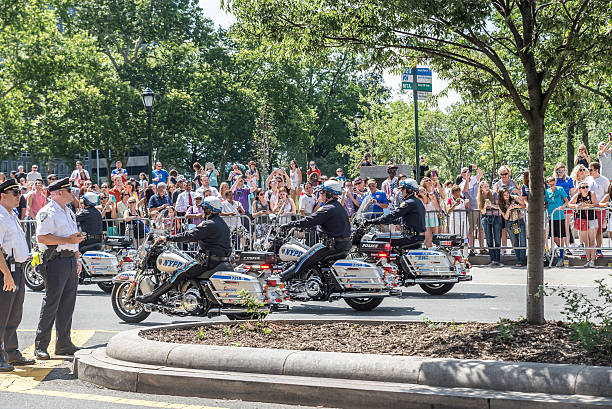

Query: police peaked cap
left=0, top=179, right=19, bottom=194
left=47, top=177, right=71, bottom=192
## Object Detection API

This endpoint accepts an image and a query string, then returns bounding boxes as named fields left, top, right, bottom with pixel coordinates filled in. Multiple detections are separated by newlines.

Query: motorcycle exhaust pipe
left=331, top=292, right=390, bottom=299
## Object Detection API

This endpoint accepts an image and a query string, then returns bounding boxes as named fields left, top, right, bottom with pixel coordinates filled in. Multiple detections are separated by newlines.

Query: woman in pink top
left=26, top=180, right=47, bottom=218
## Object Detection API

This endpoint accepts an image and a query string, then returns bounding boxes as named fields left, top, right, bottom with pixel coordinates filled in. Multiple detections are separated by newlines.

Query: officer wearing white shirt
left=34, top=177, right=84, bottom=360
left=0, top=179, right=36, bottom=371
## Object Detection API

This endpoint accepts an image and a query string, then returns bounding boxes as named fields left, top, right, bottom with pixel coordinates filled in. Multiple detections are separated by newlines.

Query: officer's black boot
left=136, top=280, right=176, bottom=303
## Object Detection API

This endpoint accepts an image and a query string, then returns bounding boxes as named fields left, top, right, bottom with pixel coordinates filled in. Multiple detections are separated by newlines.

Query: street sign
left=401, top=82, right=433, bottom=92
left=401, top=67, right=432, bottom=96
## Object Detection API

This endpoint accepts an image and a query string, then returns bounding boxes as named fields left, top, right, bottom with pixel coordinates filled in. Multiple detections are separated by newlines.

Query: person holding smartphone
left=574, top=144, right=591, bottom=168
left=597, top=132, right=612, bottom=180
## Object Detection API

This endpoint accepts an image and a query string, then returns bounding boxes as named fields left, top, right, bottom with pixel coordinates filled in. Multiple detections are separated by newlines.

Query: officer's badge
left=400, top=201, right=408, bottom=208
left=39, top=212, right=48, bottom=222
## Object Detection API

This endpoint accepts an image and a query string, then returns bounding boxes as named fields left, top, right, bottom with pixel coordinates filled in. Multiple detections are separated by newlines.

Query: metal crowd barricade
left=548, top=206, right=612, bottom=266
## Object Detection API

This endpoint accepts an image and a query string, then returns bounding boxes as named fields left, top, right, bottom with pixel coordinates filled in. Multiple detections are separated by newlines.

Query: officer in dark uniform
left=365, top=178, right=426, bottom=249
left=76, top=192, right=103, bottom=251
left=0, top=179, right=36, bottom=371
left=34, top=178, right=84, bottom=359
left=279, top=180, right=351, bottom=281
left=136, top=196, right=232, bottom=303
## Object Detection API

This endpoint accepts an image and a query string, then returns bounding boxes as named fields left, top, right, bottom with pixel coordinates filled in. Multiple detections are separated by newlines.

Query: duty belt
left=209, top=255, right=230, bottom=262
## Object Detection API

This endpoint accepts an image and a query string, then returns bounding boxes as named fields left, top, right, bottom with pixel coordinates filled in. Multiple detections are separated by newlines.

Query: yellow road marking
left=0, top=330, right=95, bottom=392
left=3, top=330, right=230, bottom=409
left=12, top=388, right=229, bottom=409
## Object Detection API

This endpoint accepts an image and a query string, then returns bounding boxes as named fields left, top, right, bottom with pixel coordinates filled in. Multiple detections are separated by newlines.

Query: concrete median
left=76, top=320, right=612, bottom=409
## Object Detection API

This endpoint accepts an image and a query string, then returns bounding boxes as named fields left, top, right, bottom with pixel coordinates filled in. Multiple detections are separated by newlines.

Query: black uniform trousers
left=35, top=256, right=78, bottom=350
left=0, top=264, right=25, bottom=361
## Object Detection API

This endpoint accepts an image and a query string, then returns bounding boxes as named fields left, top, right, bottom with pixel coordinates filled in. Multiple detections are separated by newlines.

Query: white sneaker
left=589, top=260, right=596, bottom=268
left=584, top=261, right=591, bottom=268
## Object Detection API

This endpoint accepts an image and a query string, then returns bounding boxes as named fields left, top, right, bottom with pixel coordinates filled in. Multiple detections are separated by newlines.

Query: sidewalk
left=468, top=265, right=612, bottom=287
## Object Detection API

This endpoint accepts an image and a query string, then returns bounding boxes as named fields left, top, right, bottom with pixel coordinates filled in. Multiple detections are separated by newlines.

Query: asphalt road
left=2, top=265, right=608, bottom=409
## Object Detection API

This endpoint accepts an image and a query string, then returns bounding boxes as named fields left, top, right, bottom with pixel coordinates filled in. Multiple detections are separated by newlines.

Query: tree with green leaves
left=225, top=0, right=612, bottom=323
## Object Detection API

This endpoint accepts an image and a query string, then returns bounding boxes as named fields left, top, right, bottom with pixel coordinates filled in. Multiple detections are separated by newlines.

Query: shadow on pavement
left=400, top=291, right=496, bottom=300
left=277, top=304, right=422, bottom=317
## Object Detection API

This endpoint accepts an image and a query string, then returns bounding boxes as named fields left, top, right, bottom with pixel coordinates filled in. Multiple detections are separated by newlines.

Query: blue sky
left=199, top=0, right=460, bottom=110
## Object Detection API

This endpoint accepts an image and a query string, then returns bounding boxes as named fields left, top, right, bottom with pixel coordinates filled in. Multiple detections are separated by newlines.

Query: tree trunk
left=565, top=120, right=575, bottom=169
left=580, top=121, right=589, bottom=153
left=526, top=114, right=545, bottom=325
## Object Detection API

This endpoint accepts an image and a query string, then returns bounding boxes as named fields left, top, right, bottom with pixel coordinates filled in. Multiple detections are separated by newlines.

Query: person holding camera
left=357, top=152, right=376, bottom=169
left=597, top=132, right=612, bottom=180
left=574, top=144, right=591, bottom=168
left=477, top=180, right=503, bottom=266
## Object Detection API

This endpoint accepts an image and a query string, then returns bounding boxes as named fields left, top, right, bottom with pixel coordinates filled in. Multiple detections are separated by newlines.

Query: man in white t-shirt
left=597, top=136, right=612, bottom=180
left=69, top=161, right=90, bottom=187
left=220, top=190, right=244, bottom=229
left=299, top=182, right=316, bottom=216
left=585, top=161, right=610, bottom=256
left=26, top=165, right=42, bottom=182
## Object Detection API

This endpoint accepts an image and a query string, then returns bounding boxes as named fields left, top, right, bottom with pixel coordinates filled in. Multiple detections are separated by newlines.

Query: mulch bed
left=141, top=321, right=611, bottom=367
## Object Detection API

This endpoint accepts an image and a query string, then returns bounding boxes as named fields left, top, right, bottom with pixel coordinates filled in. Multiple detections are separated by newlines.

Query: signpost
left=402, top=67, right=432, bottom=181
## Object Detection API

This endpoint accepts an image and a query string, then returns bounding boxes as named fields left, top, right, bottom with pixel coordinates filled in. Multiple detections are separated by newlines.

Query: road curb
left=76, top=320, right=612, bottom=408
left=75, top=347, right=612, bottom=409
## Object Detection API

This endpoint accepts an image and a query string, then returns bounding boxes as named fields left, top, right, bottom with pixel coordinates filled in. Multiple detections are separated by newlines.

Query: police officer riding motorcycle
left=363, top=178, right=425, bottom=248
left=136, top=196, right=232, bottom=303
left=76, top=192, right=104, bottom=251
left=279, top=180, right=352, bottom=282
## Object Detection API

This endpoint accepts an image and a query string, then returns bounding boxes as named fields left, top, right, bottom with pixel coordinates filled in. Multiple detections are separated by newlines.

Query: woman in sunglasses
left=568, top=182, right=598, bottom=267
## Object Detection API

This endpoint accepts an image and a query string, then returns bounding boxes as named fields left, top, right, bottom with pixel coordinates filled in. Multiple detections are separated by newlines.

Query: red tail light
left=261, top=264, right=271, bottom=270
left=378, top=252, right=388, bottom=258
left=453, top=255, right=463, bottom=262
left=384, top=243, right=391, bottom=251
left=266, top=279, right=278, bottom=287
left=441, top=240, right=453, bottom=246
left=123, top=256, right=133, bottom=262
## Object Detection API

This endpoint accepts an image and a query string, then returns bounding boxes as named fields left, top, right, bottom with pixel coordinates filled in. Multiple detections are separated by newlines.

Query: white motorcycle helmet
left=82, top=192, right=99, bottom=207
left=399, top=178, right=419, bottom=193
left=203, top=196, right=222, bottom=213
left=322, top=180, right=342, bottom=195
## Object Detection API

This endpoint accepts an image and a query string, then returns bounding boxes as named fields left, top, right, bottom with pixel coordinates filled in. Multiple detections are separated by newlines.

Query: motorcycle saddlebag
left=432, top=234, right=462, bottom=246
left=235, top=251, right=276, bottom=265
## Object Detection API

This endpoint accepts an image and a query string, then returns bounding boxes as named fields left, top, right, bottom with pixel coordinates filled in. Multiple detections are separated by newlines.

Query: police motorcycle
left=236, top=182, right=401, bottom=311
left=23, top=193, right=134, bottom=293
left=351, top=184, right=471, bottom=296
left=111, top=220, right=288, bottom=323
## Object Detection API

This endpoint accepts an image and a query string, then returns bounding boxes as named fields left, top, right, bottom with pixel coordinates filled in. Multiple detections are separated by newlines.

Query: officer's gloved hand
left=363, top=219, right=373, bottom=226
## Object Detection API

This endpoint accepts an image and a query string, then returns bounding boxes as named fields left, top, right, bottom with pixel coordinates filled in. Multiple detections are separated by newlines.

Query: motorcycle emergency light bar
left=440, top=240, right=453, bottom=246
left=261, top=264, right=271, bottom=270
left=378, top=252, right=389, bottom=258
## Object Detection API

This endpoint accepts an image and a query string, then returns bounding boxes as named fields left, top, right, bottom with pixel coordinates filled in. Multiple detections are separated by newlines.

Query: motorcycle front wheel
left=111, top=282, right=150, bottom=323
left=24, top=262, right=45, bottom=292
left=419, top=283, right=455, bottom=295
left=97, top=282, right=114, bottom=293
left=344, top=297, right=384, bottom=311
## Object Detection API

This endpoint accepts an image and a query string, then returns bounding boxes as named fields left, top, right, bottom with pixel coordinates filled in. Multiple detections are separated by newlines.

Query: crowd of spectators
left=2, top=136, right=612, bottom=267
